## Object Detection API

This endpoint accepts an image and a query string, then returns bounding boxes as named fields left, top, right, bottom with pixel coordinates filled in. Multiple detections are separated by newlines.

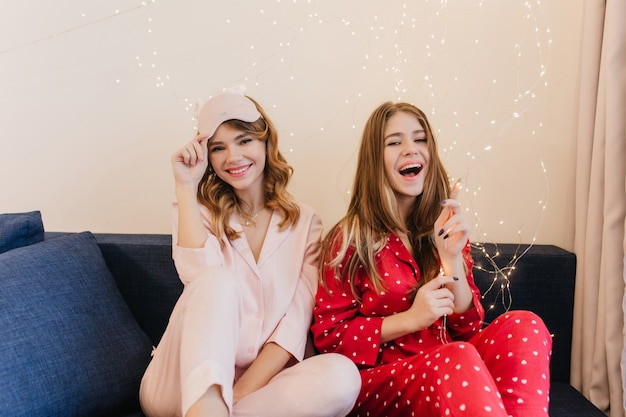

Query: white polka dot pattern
left=312, top=235, right=552, bottom=417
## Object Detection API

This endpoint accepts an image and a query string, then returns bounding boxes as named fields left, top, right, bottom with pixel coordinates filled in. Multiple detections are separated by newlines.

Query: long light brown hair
left=196, top=96, right=300, bottom=241
left=322, top=101, right=451, bottom=297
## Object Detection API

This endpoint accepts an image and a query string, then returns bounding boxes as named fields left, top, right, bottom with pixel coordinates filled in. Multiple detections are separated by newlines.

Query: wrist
left=175, top=182, right=198, bottom=195
left=397, top=309, right=424, bottom=334
left=440, top=256, right=465, bottom=278
left=381, top=311, right=414, bottom=343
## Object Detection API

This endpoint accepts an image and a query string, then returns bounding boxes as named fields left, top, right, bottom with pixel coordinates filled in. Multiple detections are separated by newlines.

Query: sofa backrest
left=68, top=233, right=575, bottom=384
left=470, top=243, right=576, bottom=383
left=92, top=233, right=183, bottom=348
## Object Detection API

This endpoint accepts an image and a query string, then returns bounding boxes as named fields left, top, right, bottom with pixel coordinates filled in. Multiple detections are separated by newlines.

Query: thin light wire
left=0, top=3, right=148, bottom=56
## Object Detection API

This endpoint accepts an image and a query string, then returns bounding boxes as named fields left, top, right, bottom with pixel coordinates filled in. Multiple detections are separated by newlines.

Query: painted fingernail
left=453, top=277, right=459, bottom=281
left=439, top=200, right=447, bottom=206
left=443, top=234, right=449, bottom=240
left=438, top=229, right=444, bottom=236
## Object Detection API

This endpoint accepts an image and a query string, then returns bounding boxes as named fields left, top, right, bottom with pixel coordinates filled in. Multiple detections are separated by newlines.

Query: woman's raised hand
left=171, top=134, right=210, bottom=187
left=434, top=180, right=471, bottom=259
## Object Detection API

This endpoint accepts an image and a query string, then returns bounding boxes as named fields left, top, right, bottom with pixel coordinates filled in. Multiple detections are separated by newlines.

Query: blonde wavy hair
left=322, top=101, right=451, bottom=297
left=196, top=96, right=300, bottom=241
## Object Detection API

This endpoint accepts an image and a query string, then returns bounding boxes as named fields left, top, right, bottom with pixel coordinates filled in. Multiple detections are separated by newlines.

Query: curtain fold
left=572, top=0, right=626, bottom=416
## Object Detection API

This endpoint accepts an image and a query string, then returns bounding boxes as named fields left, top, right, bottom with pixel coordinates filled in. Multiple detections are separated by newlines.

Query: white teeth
left=400, top=163, right=422, bottom=171
left=230, top=166, right=248, bottom=174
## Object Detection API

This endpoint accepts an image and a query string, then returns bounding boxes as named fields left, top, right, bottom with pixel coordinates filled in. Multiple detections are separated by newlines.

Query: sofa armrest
left=471, top=243, right=576, bottom=383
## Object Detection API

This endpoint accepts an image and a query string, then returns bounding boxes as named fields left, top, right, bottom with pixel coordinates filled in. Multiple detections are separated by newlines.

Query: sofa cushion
left=0, top=211, right=44, bottom=254
left=549, top=382, right=606, bottom=416
left=0, top=232, right=152, bottom=417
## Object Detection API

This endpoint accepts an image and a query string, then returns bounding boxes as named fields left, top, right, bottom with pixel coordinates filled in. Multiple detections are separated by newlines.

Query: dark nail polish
left=453, top=277, right=459, bottom=281
left=438, top=229, right=444, bottom=236
left=443, top=234, right=449, bottom=240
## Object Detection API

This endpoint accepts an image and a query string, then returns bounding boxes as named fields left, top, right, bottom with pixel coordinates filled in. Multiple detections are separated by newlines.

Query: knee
left=186, top=267, right=240, bottom=301
left=496, top=310, right=551, bottom=335
left=181, top=268, right=241, bottom=315
left=434, top=341, right=482, bottom=362
left=316, top=353, right=361, bottom=387
left=309, top=353, right=361, bottom=406
left=494, top=310, right=552, bottom=349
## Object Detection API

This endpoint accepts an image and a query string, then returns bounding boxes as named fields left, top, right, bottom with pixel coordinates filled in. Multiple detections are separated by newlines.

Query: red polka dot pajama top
left=311, top=235, right=552, bottom=417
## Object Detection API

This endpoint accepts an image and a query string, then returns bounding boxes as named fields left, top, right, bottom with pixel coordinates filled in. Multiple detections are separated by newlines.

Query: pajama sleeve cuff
left=173, top=236, right=225, bottom=285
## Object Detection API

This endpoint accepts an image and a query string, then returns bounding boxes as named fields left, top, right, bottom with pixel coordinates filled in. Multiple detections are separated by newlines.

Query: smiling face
left=207, top=122, right=266, bottom=194
left=383, top=111, right=430, bottom=210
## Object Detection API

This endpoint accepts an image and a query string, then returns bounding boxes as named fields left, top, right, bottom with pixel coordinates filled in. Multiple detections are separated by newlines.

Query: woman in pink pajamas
left=139, top=91, right=360, bottom=417
left=311, top=101, right=552, bottom=417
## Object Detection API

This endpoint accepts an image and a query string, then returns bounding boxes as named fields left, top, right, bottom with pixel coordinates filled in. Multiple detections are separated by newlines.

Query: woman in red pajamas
left=311, top=101, right=552, bottom=417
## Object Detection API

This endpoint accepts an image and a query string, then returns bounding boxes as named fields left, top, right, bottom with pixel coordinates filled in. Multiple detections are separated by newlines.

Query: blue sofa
left=0, top=211, right=606, bottom=416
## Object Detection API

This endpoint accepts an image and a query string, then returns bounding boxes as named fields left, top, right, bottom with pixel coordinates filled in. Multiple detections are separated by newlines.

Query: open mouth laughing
left=399, top=163, right=423, bottom=177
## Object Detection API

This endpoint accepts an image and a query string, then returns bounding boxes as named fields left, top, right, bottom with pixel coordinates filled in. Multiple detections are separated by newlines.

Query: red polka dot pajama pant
left=350, top=311, right=552, bottom=417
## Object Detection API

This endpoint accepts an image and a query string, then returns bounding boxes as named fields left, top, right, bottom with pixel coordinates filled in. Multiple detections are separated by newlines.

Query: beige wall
left=0, top=1, right=582, bottom=250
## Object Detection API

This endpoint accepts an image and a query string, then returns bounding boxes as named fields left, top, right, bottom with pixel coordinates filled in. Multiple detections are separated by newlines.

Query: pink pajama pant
left=351, top=311, right=552, bottom=417
left=139, top=268, right=360, bottom=417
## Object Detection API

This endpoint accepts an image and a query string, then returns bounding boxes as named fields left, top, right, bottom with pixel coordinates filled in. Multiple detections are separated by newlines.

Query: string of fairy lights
left=3, top=0, right=552, bottom=313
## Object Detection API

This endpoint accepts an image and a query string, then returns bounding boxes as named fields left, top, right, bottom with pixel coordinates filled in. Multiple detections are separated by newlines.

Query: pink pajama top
left=172, top=202, right=323, bottom=366
left=311, top=234, right=484, bottom=367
